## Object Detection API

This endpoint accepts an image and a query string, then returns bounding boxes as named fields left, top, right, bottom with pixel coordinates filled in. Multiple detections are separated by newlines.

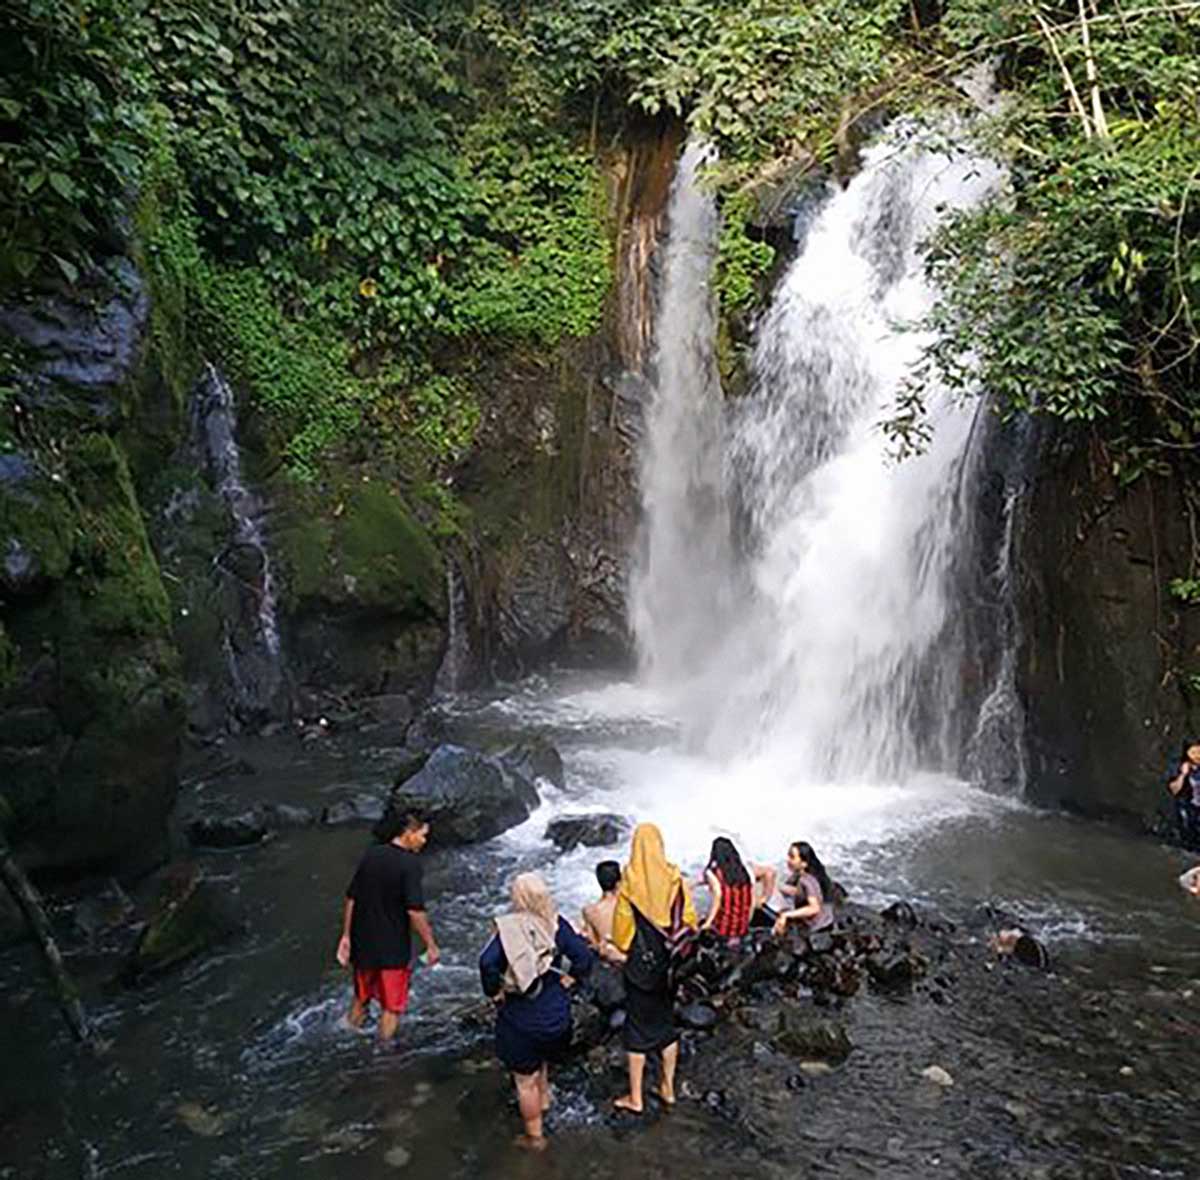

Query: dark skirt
left=495, top=1011, right=571, bottom=1076
left=623, top=980, right=676, bottom=1053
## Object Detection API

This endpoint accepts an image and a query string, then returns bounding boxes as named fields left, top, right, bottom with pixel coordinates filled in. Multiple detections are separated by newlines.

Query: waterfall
left=194, top=363, right=287, bottom=724
left=628, top=141, right=736, bottom=694
left=434, top=561, right=469, bottom=695
left=634, top=128, right=1010, bottom=785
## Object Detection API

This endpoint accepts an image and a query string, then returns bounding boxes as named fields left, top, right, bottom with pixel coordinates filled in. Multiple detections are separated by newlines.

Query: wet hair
left=595, top=860, right=621, bottom=893
left=375, top=810, right=427, bottom=842
left=707, top=837, right=750, bottom=887
left=789, top=841, right=833, bottom=900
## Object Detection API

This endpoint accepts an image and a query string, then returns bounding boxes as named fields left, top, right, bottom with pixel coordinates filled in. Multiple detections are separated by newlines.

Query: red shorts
left=353, top=966, right=412, bottom=1014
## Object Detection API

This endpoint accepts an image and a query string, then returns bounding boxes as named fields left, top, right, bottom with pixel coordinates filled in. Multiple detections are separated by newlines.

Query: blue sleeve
left=479, top=933, right=506, bottom=998
left=557, top=917, right=595, bottom=980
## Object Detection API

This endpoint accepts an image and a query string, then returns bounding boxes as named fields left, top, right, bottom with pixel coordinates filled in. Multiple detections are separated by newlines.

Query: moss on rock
left=278, top=478, right=443, bottom=617
left=66, top=433, right=172, bottom=636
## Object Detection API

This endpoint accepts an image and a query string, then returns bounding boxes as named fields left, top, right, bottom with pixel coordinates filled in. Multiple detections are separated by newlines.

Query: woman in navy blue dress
left=479, top=873, right=594, bottom=1150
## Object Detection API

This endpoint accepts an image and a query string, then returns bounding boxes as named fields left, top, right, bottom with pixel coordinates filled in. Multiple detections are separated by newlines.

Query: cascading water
left=632, top=128, right=1008, bottom=785
left=629, top=141, right=737, bottom=695
left=434, top=560, right=469, bottom=695
left=194, top=363, right=287, bottom=723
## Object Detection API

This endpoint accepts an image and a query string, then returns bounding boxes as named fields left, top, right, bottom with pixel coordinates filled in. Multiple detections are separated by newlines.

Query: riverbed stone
left=545, top=812, right=628, bottom=851
left=320, top=793, right=387, bottom=827
left=384, top=744, right=540, bottom=847
left=124, top=863, right=241, bottom=982
left=187, top=808, right=271, bottom=849
left=772, top=1013, right=852, bottom=1063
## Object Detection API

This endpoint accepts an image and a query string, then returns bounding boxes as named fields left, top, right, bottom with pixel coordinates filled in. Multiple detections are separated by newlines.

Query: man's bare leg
left=753, top=863, right=778, bottom=909
left=378, top=1009, right=400, bottom=1041
left=658, top=1040, right=679, bottom=1106
left=347, top=996, right=367, bottom=1028
left=514, top=1073, right=546, bottom=1149
left=614, top=1052, right=646, bottom=1112
left=538, top=1063, right=552, bottom=1112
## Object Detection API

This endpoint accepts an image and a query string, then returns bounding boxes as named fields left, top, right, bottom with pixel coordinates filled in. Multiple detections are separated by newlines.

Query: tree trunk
left=0, top=835, right=95, bottom=1046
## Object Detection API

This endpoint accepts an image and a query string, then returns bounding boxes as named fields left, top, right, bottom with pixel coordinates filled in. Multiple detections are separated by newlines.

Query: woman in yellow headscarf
left=611, top=823, right=697, bottom=1114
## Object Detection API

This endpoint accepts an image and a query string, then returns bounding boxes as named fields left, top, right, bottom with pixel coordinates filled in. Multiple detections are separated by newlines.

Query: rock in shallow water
left=320, top=793, right=387, bottom=827
left=545, top=813, right=628, bottom=851
left=187, top=809, right=271, bottom=849
left=384, top=744, right=540, bottom=846
left=125, top=863, right=241, bottom=982
left=772, top=1013, right=852, bottom=1063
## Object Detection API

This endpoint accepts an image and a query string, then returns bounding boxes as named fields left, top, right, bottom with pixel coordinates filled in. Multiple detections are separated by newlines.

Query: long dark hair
left=790, top=841, right=832, bottom=899
left=708, top=836, right=750, bottom=887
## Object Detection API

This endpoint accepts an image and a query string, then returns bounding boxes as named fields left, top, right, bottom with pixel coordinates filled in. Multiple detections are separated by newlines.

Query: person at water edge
left=611, top=823, right=698, bottom=1114
left=772, top=841, right=836, bottom=938
left=698, top=837, right=756, bottom=944
left=1166, top=741, right=1200, bottom=849
left=336, top=811, right=439, bottom=1041
left=479, top=872, right=595, bottom=1151
left=581, top=860, right=627, bottom=964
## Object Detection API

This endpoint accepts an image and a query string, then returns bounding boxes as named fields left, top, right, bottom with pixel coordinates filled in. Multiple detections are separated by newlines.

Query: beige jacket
left=495, top=913, right=557, bottom=994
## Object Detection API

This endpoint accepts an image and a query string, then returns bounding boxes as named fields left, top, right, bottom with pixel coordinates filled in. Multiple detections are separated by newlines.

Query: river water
left=2, top=675, right=1200, bottom=1179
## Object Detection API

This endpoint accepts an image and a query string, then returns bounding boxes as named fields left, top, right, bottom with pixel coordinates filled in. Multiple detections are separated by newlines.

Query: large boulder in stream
left=124, top=863, right=242, bottom=982
left=545, top=812, right=629, bottom=851
left=384, top=744, right=540, bottom=847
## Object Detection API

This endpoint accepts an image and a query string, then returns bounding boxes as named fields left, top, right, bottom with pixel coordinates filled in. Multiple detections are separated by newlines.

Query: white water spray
left=632, top=128, right=1007, bottom=785
left=195, top=363, right=286, bottom=721
left=629, top=141, right=736, bottom=692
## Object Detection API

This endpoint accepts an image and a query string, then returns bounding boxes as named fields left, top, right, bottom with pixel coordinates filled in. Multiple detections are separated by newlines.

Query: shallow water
left=2, top=672, right=1199, bottom=1179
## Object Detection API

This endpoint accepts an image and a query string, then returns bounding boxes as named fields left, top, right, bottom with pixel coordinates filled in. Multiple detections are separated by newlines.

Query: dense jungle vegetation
left=1, top=0, right=1197, bottom=493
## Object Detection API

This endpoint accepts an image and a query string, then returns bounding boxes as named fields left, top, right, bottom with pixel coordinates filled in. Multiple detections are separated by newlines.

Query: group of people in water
left=337, top=813, right=836, bottom=1150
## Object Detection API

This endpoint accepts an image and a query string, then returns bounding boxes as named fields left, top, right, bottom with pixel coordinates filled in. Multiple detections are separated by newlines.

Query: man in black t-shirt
left=336, top=811, right=440, bottom=1040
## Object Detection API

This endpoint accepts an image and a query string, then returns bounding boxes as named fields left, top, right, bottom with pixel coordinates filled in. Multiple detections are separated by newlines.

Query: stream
left=3, top=671, right=1200, bottom=1179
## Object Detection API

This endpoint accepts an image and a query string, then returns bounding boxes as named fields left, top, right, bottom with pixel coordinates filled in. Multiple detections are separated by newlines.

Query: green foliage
left=1169, top=578, right=1200, bottom=606
left=886, top=1, right=1200, bottom=465
left=0, top=0, right=153, bottom=286
left=452, top=119, right=611, bottom=343
left=716, top=192, right=775, bottom=314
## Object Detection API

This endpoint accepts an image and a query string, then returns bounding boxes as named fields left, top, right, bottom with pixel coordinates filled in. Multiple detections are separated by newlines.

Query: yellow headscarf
left=611, top=823, right=697, bottom=952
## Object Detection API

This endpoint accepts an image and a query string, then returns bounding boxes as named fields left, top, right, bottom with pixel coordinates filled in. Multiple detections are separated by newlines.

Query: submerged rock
left=187, top=809, right=271, bottom=849
left=320, top=793, right=386, bottom=827
left=384, top=744, right=540, bottom=847
left=545, top=812, right=628, bottom=851
left=125, top=863, right=241, bottom=982
left=772, top=1013, right=853, bottom=1063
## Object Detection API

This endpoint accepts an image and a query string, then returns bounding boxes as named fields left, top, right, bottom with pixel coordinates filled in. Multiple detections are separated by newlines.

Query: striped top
left=711, top=866, right=753, bottom=940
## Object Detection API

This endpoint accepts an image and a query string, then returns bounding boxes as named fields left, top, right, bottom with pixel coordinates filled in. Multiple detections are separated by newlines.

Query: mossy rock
left=66, top=433, right=171, bottom=636
left=278, top=478, right=443, bottom=616
left=0, top=453, right=75, bottom=598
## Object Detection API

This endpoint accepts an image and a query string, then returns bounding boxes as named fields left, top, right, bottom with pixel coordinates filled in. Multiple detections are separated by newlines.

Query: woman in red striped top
left=701, top=837, right=755, bottom=943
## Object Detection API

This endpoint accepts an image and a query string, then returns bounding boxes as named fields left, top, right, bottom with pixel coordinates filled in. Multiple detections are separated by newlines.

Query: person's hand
left=560, top=974, right=576, bottom=990
left=773, top=915, right=788, bottom=938
left=336, top=935, right=351, bottom=968
left=423, top=944, right=441, bottom=968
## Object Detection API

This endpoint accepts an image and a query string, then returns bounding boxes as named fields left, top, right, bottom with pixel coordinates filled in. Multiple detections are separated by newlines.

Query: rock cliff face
left=0, top=123, right=682, bottom=877
left=419, top=121, right=682, bottom=685
left=1015, top=427, right=1198, bottom=828
left=0, top=264, right=185, bottom=875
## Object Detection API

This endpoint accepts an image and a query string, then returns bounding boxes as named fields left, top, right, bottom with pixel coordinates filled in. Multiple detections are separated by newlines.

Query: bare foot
left=514, top=1134, right=548, bottom=1152
left=656, top=1084, right=676, bottom=1108
left=613, top=1095, right=643, bottom=1114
